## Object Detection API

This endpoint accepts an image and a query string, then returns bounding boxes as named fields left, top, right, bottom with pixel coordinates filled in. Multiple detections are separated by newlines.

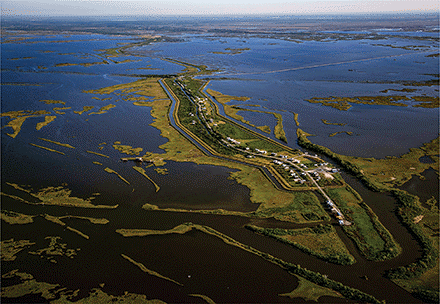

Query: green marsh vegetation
left=38, top=138, right=75, bottom=149
left=297, top=129, right=439, bottom=298
left=86, top=150, right=110, bottom=158
left=53, top=60, right=110, bottom=68
left=411, top=95, right=439, bottom=108
left=133, top=167, right=160, bottom=192
left=2, top=270, right=166, bottom=304
left=307, top=82, right=439, bottom=110
left=245, top=224, right=356, bottom=265
left=306, top=95, right=411, bottom=110
left=1, top=183, right=118, bottom=209
left=1, top=110, right=51, bottom=138
left=88, top=104, right=116, bottom=115
left=157, top=77, right=329, bottom=220
left=384, top=190, right=439, bottom=302
left=73, top=106, right=94, bottom=115
left=161, top=72, right=434, bottom=296
left=104, top=167, right=131, bottom=185
left=205, top=88, right=252, bottom=123
left=117, top=222, right=380, bottom=303
left=42, top=215, right=104, bottom=240
left=327, top=186, right=401, bottom=261
left=279, top=274, right=344, bottom=301
left=29, top=143, right=66, bottom=155
left=329, top=131, right=353, bottom=137
left=154, top=168, right=168, bottom=175
left=1, top=239, right=36, bottom=261
left=321, top=119, right=346, bottom=126
left=35, top=116, right=57, bottom=130
left=97, top=36, right=163, bottom=57
left=53, top=63, right=77, bottom=67
left=1, top=270, right=60, bottom=300
left=40, top=99, right=66, bottom=105
left=205, top=88, right=285, bottom=140
left=175, top=80, right=287, bottom=154
left=53, top=107, right=71, bottom=114
left=28, top=236, right=79, bottom=261
left=297, top=129, right=438, bottom=190
left=273, top=112, right=287, bottom=142
left=121, top=254, right=183, bottom=286
left=124, top=78, right=327, bottom=222
left=1, top=209, right=108, bottom=240
left=212, top=47, right=251, bottom=55
left=112, top=142, right=143, bottom=155
left=293, top=112, right=299, bottom=126
left=1, top=210, right=35, bottom=225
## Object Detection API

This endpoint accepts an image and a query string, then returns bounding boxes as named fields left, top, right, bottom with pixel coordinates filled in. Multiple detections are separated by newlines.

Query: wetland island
left=1, top=8, right=439, bottom=304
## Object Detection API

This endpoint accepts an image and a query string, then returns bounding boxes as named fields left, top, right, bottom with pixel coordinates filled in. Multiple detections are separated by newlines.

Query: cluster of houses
left=226, top=137, right=241, bottom=145
left=313, top=162, right=338, bottom=172
left=175, top=82, right=350, bottom=226
left=273, top=159, right=308, bottom=184
left=255, top=148, right=267, bottom=154
left=326, top=200, right=352, bottom=226
left=195, top=96, right=208, bottom=104
left=311, top=171, right=321, bottom=182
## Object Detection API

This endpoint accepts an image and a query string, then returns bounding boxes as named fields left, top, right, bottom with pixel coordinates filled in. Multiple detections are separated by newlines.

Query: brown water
left=2, top=148, right=430, bottom=304
left=2, top=191, right=424, bottom=304
left=2, top=30, right=437, bottom=304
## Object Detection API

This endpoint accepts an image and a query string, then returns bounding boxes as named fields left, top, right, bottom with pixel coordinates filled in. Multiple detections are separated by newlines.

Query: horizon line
left=2, top=10, right=439, bottom=19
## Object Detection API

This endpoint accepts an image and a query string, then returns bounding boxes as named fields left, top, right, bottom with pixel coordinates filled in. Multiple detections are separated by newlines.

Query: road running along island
left=159, top=74, right=351, bottom=224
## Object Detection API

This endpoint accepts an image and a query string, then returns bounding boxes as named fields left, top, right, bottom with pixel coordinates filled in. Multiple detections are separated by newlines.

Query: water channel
left=157, top=78, right=426, bottom=303
left=2, top=32, right=437, bottom=303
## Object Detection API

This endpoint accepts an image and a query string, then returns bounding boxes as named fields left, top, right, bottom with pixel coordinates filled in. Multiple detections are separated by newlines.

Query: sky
left=1, top=0, right=439, bottom=16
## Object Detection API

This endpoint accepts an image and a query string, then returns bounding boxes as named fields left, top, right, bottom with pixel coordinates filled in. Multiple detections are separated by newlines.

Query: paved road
left=161, top=77, right=339, bottom=214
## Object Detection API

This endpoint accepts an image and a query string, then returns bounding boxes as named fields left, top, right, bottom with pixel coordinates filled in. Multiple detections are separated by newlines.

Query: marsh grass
left=29, top=143, right=66, bottom=155
left=327, top=187, right=401, bottom=261
left=3, top=183, right=118, bottom=209
left=40, top=100, right=65, bottom=105
left=1, top=270, right=60, bottom=300
left=117, top=223, right=379, bottom=303
left=112, top=143, right=143, bottom=155
left=246, top=224, right=355, bottom=265
left=1, top=210, right=35, bottom=225
left=38, top=138, right=75, bottom=149
left=53, top=107, right=71, bottom=114
left=308, top=94, right=439, bottom=110
left=329, top=131, right=353, bottom=137
left=1, top=110, right=52, bottom=138
left=1, top=239, right=36, bottom=261
left=36, top=116, right=57, bottom=130
left=73, top=106, right=94, bottom=115
left=321, top=119, right=346, bottom=126
left=133, top=167, right=160, bottom=192
left=86, top=150, right=110, bottom=158
left=121, top=254, right=183, bottom=286
left=88, top=104, right=116, bottom=115
left=104, top=167, right=130, bottom=185
left=279, top=274, right=344, bottom=301
left=28, top=236, right=79, bottom=258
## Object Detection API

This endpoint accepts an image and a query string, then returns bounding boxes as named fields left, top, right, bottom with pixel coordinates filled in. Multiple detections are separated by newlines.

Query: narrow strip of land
left=218, top=51, right=432, bottom=76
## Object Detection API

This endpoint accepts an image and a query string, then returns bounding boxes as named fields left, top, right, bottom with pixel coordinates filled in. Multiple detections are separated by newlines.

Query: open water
left=1, top=31, right=438, bottom=303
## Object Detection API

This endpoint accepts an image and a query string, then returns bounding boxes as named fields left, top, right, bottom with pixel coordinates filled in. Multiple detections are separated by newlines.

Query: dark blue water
left=2, top=31, right=434, bottom=304
left=135, top=34, right=439, bottom=158
left=2, top=34, right=185, bottom=76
